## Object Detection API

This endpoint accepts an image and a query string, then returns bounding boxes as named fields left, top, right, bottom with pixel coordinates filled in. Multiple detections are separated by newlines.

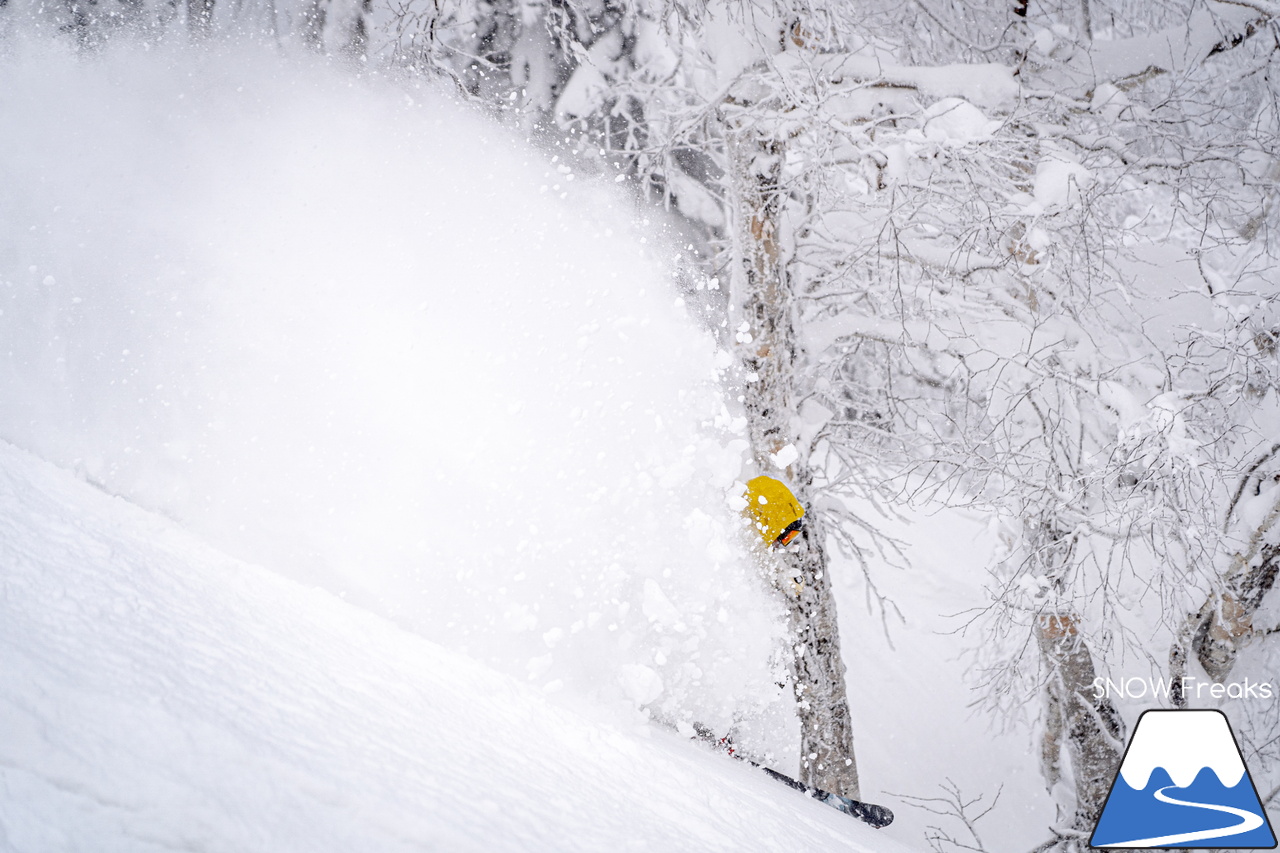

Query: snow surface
left=0, top=39, right=786, bottom=736
left=836, top=507, right=1057, bottom=851
left=789, top=53, right=1019, bottom=110
left=1080, top=5, right=1262, bottom=84
left=0, top=438, right=911, bottom=853
left=921, top=99, right=998, bottom=145
left=1032, top=153, right=1092, bottom=213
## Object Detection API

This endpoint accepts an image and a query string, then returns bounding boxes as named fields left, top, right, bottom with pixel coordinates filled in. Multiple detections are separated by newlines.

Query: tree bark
left=1036, top=611, right=1124, bottom=833
left=729, top=122, right=861, bottom=800
left=187, top=0, right=214, bottom=38
left=1171, top=459, right=1280, bottom=706
left=1028, top=525, right=1124, bottom=836
left=785, top=501, right=861, bottom=799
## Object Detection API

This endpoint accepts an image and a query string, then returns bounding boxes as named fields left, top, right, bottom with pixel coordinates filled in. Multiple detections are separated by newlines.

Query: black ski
left=680, top=720, right=894, bottom=829
left=752, top=761, right=894, bottom=828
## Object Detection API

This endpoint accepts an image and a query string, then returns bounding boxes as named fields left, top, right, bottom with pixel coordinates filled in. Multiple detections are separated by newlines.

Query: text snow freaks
left=1092, top=677, right=1275, bottom=701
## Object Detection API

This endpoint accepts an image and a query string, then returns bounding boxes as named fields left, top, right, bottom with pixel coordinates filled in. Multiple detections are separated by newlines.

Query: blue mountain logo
left=1091, top=709, right=1276, bottom=848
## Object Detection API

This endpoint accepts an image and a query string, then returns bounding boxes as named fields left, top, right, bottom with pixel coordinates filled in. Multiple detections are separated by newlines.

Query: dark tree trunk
left=188, top=0, right=213, bottom=37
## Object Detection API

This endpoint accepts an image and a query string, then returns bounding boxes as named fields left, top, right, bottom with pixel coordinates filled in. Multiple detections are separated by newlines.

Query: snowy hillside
left=0, top=437, right=912, bottom=852
left=0, top=40, right=786, bottom=738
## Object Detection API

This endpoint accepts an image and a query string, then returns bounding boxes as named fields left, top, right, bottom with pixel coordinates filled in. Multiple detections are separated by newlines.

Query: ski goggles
left=773, top=518, right=804, bottom=549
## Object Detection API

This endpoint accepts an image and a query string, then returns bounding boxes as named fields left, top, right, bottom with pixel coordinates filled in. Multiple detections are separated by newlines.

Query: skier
left=662, top=474, right=895, bottom=828
left=742, top=475, right=805, bottom=549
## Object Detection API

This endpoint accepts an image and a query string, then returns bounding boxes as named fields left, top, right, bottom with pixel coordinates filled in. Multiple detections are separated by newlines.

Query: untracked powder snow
left=0, top=40, right=786, bottom=736
left=0, top=30, right=1142, bottom=853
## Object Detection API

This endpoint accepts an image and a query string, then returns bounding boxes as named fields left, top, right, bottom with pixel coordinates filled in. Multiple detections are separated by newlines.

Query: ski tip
left=823, top=794, right=895, bottom=828
left=859, top=804, right=894, bottom=829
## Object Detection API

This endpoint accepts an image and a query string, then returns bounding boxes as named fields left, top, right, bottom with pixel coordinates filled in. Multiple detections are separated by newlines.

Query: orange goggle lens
left=775, top=522, right=802, bottom=548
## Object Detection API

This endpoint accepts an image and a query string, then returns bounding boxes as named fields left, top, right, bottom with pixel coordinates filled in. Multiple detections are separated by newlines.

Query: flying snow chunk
left=617, top=664, right=664, bottom=705
left=769, top=444, right=799, bottom=470
left=641, top=579, right=683, bottom=628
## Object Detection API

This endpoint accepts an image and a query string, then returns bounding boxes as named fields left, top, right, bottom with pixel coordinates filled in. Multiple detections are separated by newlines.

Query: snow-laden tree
left=383, top=0, right=870, bottom=798
left=723, top=62, right=863, bottom=797
left=545, top=0, right=1280, bottom=841
left=784, top=1, right=1280, bottom=844
left=374, top=0, right=1280, bottom=830
left=5, top=0, right=369, bottom=55
left=772, top=2, right=1280, bottom=843
left=385, top=0, right=660, bottom=171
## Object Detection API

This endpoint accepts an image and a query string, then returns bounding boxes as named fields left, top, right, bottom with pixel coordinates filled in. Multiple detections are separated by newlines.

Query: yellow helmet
left=743, top=475, right=805, bottom=548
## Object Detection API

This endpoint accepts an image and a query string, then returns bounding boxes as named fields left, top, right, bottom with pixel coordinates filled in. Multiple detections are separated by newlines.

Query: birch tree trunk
left=1029, top=524, right=1124, bottom=841
left=187, top=0, right=213, bottom=38
left=300, top=0, right=369, bottom=56
left=1036, top=612, right=1125, bottom=833
left=728, top=121, right=860, bottom=801
left=1172, top=454, right=1280, bottom=705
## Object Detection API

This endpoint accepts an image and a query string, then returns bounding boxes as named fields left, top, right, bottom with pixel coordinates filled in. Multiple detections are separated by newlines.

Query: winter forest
left=2, top=0, right=1280, bottom=850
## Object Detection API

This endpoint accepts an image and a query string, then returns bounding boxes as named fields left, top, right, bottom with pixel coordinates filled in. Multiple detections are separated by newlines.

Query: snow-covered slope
left=0, top=39, right=785, bottom=747
left=0, top=438, right=910, bottom=852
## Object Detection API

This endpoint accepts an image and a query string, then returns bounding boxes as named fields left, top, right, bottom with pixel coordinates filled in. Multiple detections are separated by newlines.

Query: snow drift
left=0, top=437, right=903, bottom=853
left=0, top=39, right=783, bottom=730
